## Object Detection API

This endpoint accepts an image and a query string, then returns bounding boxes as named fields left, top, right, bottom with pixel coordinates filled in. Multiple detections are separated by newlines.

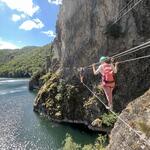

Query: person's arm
left=92, top=64, right=101, bottom=75
left=111, top=62, right=119, bottom=74
left=110, top=57, right=119, bottom=73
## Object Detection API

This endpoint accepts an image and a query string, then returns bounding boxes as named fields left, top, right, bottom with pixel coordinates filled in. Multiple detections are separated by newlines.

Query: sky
left=0, top=0, right=62, bottom=49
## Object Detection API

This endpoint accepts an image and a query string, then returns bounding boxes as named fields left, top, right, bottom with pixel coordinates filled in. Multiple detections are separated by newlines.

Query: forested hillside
left=0, top=45, right=52, bottom=78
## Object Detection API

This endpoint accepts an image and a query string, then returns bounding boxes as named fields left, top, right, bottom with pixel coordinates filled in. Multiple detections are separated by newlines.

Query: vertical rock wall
left=52, top=0, right=150, bottom=111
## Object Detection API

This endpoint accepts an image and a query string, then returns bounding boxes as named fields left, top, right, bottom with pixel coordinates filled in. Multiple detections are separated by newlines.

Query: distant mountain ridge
left=0, top=44, right=52, bottom=78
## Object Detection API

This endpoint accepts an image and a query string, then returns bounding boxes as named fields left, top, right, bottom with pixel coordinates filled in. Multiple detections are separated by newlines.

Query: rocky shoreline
left=34, top=110, right=111, bottom=133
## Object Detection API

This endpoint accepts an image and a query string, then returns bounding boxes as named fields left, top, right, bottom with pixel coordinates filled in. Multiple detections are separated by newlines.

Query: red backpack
left=101, top=63, right=114, bottom=83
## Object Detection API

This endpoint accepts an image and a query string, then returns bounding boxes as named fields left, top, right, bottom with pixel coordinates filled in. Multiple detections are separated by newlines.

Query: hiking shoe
left=106, top=105, right=113, bottom=111
left=106, top=106, right=110, bottom=109
left=109, top=105, right=113, bottom=111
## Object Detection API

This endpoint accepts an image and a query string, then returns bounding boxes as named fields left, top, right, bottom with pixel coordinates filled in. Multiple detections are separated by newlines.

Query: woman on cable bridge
left=92, top=56, right=119, bottom=110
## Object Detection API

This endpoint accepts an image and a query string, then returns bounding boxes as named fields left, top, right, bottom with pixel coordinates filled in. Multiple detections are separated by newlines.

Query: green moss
left=40, top=72, right=53, bottom=83
left=138, top=121, right=150, bottom=138
left=48, top=82, right=58, bottom=90
left=57, top=83, right=65, bottom=93
left=55, top=93, right=63, bottom=101
left=65, top=85, right=76, bottom=99
left=45, top=99, right=54, bottom=109
left=49, top=72, right=61, bottom=82
left=83, top=85, right=105, bottom=109
left=95, top=85, right=104, bottom=95
left=83, top=97, right=96, bottom=108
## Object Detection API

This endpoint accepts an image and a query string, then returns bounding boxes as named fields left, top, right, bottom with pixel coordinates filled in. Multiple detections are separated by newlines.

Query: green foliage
left=102, top=112, right=117, bottom=127
left=82, top=145, right=94, bottom=150
left=94, top=134, right=107, bottom=150
left=105, top=22, right=122, bottom=39
left=66, top=85, right=76, bottom=99
left=55, top=93, right=63, bottom=101
left=62, top=134, right=106, bottom=150
left=63, top=134, right=81, bottom=150
left=40, top=72, right=53, bottom=83
left=56, top=79, right=65, bottom=94
left=0, top=44, right=52, bottom=77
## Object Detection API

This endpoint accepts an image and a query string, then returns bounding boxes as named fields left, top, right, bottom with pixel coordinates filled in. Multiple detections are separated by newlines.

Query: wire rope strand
left=82, top=82, right=150, bottom=147
left=119, top=54, right=150, bottom=64
left=113, top=44, right=150, bottom=59
left=83, top=40, right=150, bottom=69
left=113, top=0, right=144, bottom=24
left=112, top=40, right=150, bottom=58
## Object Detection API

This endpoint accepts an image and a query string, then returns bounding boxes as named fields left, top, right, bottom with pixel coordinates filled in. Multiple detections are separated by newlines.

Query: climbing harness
left=82, top=82, right=150, bottom=147
left=100, top=63, right=115, bottom=83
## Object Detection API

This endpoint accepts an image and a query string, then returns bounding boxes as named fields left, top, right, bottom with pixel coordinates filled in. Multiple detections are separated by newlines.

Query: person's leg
left=110, top=86, right=115, bottom=107
left=80, top=75, right=84, bottom=83
left=103, top=86, right=113, bottom=107
left=109, top=87, right=114, bottom=107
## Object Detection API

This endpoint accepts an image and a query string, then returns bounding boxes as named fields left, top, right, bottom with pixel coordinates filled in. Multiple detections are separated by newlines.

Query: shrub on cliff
left=62, top=134, right=107, bottom=150
left=62, top=134, right=81, bottom=150
left=101, top=112, right=118, bottom=127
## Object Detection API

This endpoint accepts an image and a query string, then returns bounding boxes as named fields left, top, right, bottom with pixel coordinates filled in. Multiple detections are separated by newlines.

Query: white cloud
left=0, top=39, right=18, bottom=49
left=11, top=13, right=26, bottom=22
left=19, top=18, right=44, bottom=30
left=48, top=0, right=62, bottom=5
left=21, top=14, right=26, bottom=18
left=0, top=0, right=39, bottom=16
left=41, top=30, right=56, bottom=38
left=11, top=14, right=21, bottom=22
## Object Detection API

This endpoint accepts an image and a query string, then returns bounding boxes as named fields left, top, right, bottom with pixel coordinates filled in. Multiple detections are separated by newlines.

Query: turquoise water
left=0, top=78, right=97, bottom=150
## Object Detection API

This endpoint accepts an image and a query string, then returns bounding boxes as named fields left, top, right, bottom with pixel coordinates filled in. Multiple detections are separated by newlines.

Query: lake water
left=0, top=78, right=97, bottom=150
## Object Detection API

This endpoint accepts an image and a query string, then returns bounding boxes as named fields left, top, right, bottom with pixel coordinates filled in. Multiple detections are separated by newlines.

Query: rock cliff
left=52, top=0, right=150, bottom=111
left=33, top=0, right=150, bottom=142
left=107, top=89, right=150, bottom=150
